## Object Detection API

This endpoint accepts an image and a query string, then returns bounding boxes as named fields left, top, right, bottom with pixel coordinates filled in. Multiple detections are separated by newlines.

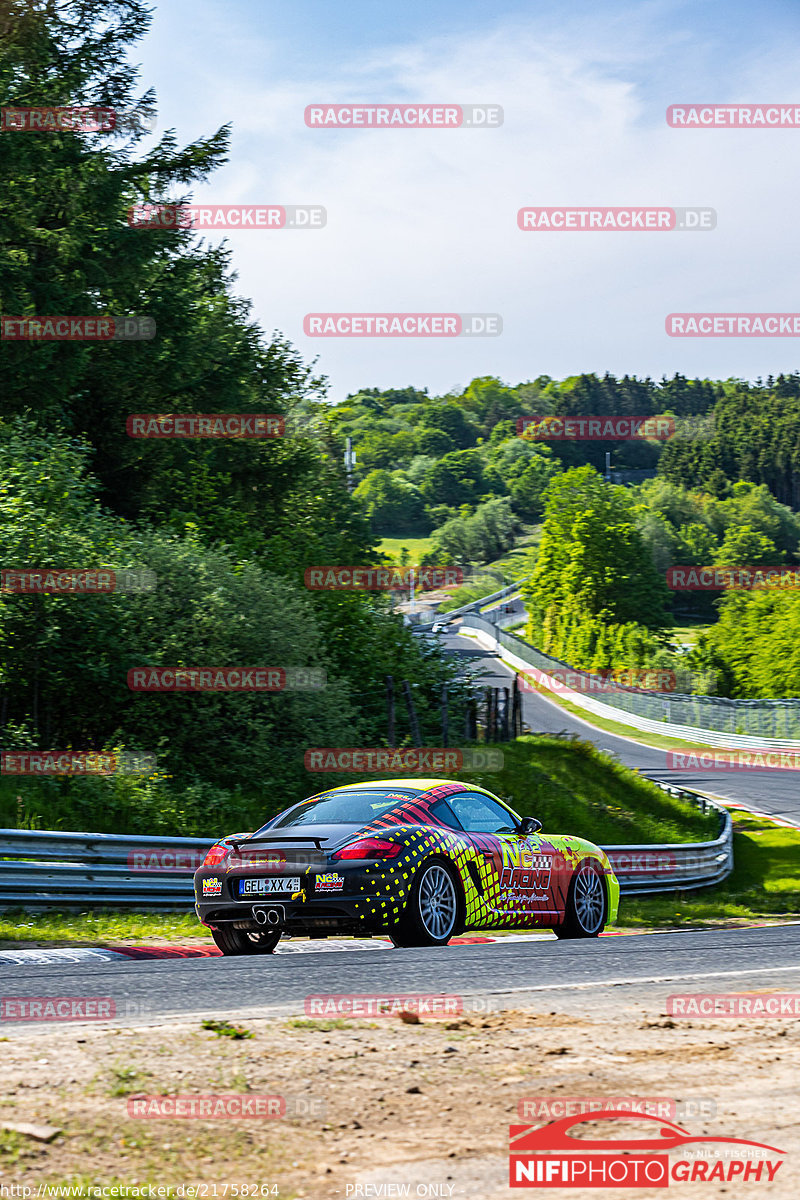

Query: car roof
left=320, top=779, right=484, bottom=794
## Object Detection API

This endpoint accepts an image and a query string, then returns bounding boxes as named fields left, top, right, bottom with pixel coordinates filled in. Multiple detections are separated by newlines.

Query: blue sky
left=131, top=0, right=800, bottom=400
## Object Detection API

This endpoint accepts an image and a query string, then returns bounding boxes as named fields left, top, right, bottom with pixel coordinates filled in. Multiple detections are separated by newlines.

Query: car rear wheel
left=211, top=927, right=281, bottom=955
left=390, top=860, right=460, bottom=947
left=554, top=862, right=607, bottom=939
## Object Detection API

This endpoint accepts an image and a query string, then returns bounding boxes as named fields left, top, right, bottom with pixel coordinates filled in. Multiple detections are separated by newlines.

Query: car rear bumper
left=195, top=894, right=383, bottom=935
left=194, top=864, right=411, bottom=935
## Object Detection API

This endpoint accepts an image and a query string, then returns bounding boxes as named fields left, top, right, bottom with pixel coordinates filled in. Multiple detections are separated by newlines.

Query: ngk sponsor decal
left=1, top=316, right=155, bottom=340
left=315, top=872, right=345, bottom=892
left=667, top=993, right=800, bottom=1017
left=1, top=997, right=116, bottom=1021
left=500, top=853, right=553, bottom=899
left=0, top=569, right=156, bottom=594
left=127, top=414, right=284, bottom=438
left=127, top=667, right=325, bottom=691
left=668, top=104, right=800, bottom=127
left=668, top=750, right=800, bottom=771
left=305, top=994, right=462, bottom=1018
left=304, top=566, right=463, bottom=590
left=667, top=313, right=800, bottom=336
left=666, top=565, right=800, bottom=590
left=518, top=207, right=715, bottom=231
left=304, top=747, right=504, bottom=772
left=304, top=103, right=502, bottom=128
left=303, top=314, right=501, bottom=337
left=1, top=751, right=156, bottom=775
left=517, top=415, right=674, bottom=440
left=127, top=204, right=325, bottom=229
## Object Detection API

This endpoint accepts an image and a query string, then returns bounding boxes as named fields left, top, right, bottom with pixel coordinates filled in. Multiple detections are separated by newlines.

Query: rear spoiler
left=229, top=834, right=326, bottom=852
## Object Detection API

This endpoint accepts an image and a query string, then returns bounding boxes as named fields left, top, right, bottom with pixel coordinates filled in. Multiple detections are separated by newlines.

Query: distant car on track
left=194, top=778, right=620, bottom=955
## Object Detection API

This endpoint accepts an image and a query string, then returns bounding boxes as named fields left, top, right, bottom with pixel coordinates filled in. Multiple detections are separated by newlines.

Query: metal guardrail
left=0, top=830, right=213, bottom=909
left=603, top=789, right=734, bottom=895
left=462, top=612, right=800, bottom=747
left=0, top=796, right=733, bottom=908
left=413, top=577, right=529, bottom=629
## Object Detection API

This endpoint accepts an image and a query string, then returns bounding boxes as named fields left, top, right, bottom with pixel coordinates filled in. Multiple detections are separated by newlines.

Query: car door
left=443, top=790, right=559, bottom=925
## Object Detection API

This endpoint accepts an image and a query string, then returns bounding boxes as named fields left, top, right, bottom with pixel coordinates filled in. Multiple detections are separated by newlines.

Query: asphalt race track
left=440, top=621, right=800, bottom=826
left=2, top=925, right=800, bottom=1027
left=3, top=610, right=797, bottom=1033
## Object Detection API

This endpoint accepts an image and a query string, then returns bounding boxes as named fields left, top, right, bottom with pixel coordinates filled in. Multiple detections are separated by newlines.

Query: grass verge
left=377, top=535, right=434, bottom=560
left=0, top=909, right=208, bottom=945
left=622, top=809, right=800, bottom=923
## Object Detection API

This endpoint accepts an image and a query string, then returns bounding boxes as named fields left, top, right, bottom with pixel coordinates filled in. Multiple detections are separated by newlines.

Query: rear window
left=260, top=789, right=419, bottom=829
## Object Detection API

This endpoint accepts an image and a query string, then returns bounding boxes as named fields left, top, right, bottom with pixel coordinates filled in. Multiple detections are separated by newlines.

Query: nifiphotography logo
left=508, top=1111, right=785, bottom=1187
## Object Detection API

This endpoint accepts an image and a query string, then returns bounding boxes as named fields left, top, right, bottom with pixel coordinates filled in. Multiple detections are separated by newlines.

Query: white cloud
left=138, top=3, right=800, bottom=398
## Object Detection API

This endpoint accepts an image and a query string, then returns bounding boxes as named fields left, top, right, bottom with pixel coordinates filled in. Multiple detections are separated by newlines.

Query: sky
left=129, top=0, right=800, bottom=402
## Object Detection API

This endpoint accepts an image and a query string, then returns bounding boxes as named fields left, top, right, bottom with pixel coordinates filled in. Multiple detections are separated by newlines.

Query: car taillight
left=332, top=837, right=402, bottom=861
left=203, top=843, right=231, bottom=867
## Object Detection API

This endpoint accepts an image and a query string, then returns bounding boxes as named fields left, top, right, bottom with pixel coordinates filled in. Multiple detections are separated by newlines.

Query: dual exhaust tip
left=253, top=906, right=282, bottom=926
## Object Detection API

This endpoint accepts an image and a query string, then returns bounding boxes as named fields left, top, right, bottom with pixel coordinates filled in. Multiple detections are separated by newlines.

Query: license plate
left=238, top=876, right=301, bottom=896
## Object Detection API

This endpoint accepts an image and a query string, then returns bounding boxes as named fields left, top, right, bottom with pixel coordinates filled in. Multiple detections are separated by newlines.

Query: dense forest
left=0, top=0, right=471, bottom=833
left=3, top=3, right=800, bottom=843
left=326, top=377, right=800, bottom=697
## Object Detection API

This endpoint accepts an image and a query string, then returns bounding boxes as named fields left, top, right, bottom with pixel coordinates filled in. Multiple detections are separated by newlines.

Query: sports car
left=194, top=778, right=620, bottom=954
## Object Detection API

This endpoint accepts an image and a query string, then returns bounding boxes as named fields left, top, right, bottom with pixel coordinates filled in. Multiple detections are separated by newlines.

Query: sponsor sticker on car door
left=497, top=839, right=557, bottom=914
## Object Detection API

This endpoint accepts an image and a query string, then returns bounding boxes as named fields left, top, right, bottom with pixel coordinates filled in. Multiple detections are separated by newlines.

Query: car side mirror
left=518, top=816, right=542, bottom=835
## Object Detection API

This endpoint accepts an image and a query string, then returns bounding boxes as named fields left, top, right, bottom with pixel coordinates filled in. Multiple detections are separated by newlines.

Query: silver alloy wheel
left=573, top=865, right=605, bottom=933
left=418, top=863, right=457, bottom=940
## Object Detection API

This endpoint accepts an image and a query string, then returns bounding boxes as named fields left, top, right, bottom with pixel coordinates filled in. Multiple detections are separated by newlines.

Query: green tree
left=352, top=470, right=427, bottom=533
left=524, top=467, right=670, bottom=637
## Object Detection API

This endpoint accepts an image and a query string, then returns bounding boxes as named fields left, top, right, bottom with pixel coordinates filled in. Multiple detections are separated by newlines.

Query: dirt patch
left=0, top=1005, right=796, bottom=1198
